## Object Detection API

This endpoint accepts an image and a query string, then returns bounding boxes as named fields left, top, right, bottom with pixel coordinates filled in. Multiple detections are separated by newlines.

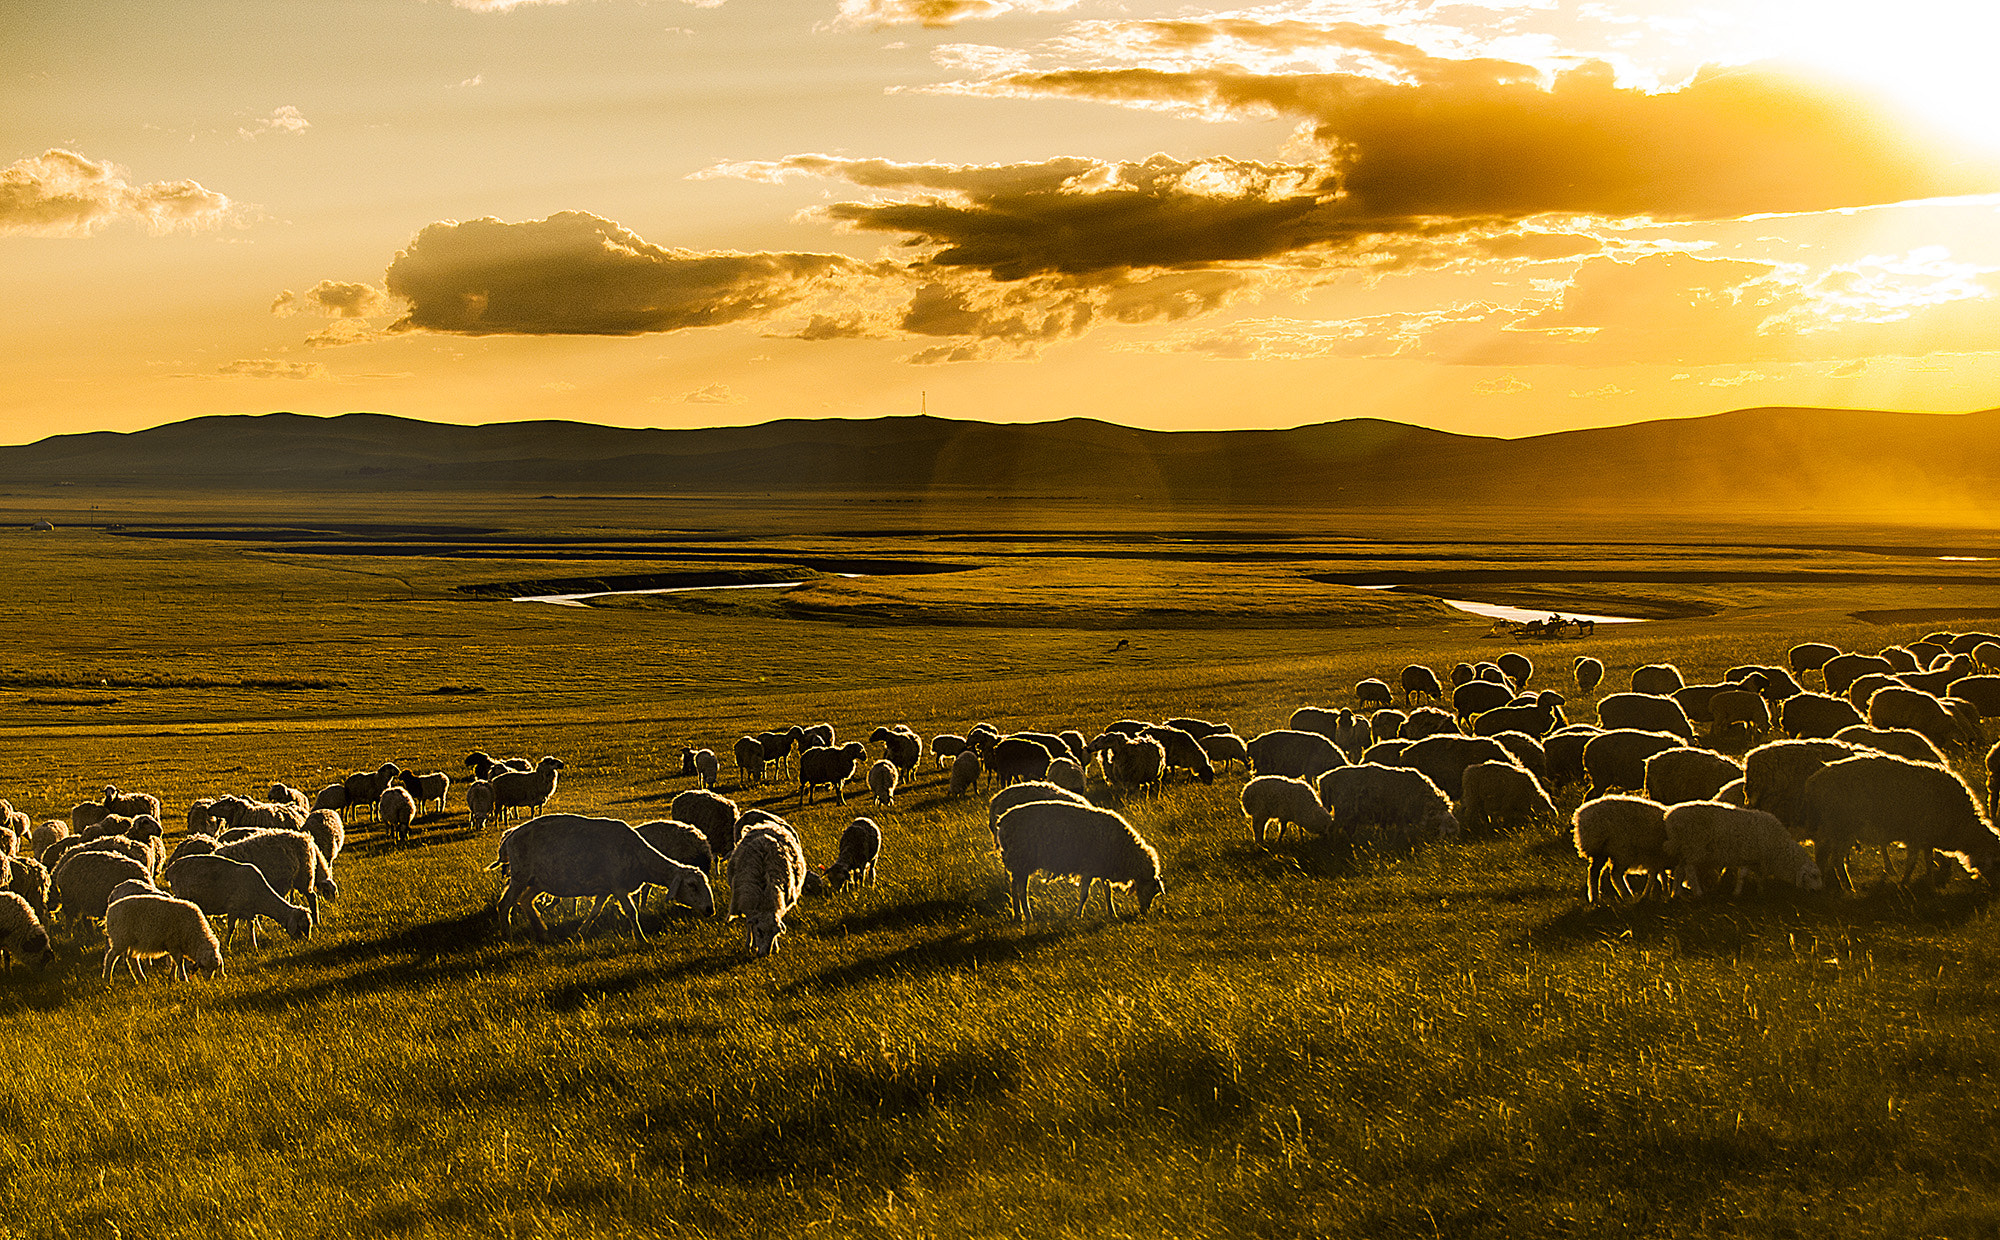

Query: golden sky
left=4, top=0, right=1998, bottom=441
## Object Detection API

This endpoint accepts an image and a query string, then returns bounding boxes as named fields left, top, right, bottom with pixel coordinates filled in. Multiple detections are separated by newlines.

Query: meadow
left=1, top=491, right=1997, bottom=1238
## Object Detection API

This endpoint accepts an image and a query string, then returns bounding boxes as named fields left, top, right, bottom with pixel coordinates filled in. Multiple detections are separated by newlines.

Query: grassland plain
left=1, top=496, right=1998, bottom=1238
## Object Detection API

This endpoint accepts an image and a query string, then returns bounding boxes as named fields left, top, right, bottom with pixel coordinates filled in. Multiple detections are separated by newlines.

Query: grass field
left=2, top=493, right=1998, bottom=1238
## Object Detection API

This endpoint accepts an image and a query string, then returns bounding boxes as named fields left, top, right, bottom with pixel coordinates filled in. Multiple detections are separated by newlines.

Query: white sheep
left=1597, top=692, right=1695, bottom=741
left=490, top=757, right=565, bottom=822
left=1571, top=795, right=1671, bottom=902
left=1798, top=753, right=2000, bottom=890
left=466, top=780, right=496, bottom=829
left=163, top=853, right=311, bottom=948
left=1458, top=760, right=1556, bottom=833
left=311, top=784, right=349, bottom=814
left=947, top=749, right=982, bottom=798
left=267, top=783, right=310, bottom=812
left=0, top=800, right=27, bottom=847
left=102, top=892, right=223, bottom=982
left=497, top=813, right=715, bottom=940
left=732, top=736, right=766, bottom=785
left=7, top=855, right=50, bottom=927
left=1046, top=756, right=1087, bottom=794
left=993, top=800, right=1162, bottom=922
left=1315, top=763, right=1459, bottom=847
left=50, top=849, right=151, bottom=935
left=818, top=817, right=882, bottom=892
left=1197, top=732, right=1250, bottom=773
left=866, top=759, right=899, bottom=806
left=671, top=789, right=740, bottom=860
left=1246, top=729, right=1344, bottom=779
left=0, top=891, right=54, bottom=969
left=378, top=786, right=418, bottom=844
left=729, top=821, right=806, bottom=956
left=1643, top=747, right=1743, bottom=805
left=987, top=781, right=1088, bottom=845
left=1868, top=685, right=1979, bottom=751
left=28, top=820, right=67, bottom=860
left=1095, top=734, right=1165, bottom=796
left=1663, top=801, right=1822, bottom=898
left=399, top=771, right=451, bottom=815
left=1742, top=738, right=1861, bottom=837
left=1240, top=775, right=1333, bottom=844
left=1833, top=725, right=1947, bottom=766
left=301, top=808, right=345, bottom=864
left=217, top=829, right=337, bottom=925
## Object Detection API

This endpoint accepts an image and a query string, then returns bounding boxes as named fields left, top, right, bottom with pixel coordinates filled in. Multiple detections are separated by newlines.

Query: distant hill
left=4, top=406, right=1998, bottom=518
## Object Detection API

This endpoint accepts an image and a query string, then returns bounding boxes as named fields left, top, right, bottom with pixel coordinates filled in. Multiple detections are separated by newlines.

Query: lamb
left=0, top=892, right=53, bottom=969
left=466, top=780, right=496, bottom=830
left=798, top=742, right=869, bottom=805
left=398, top=771, right=451, bottom=814
left=217, top=829, right=337, bottom=925
left=497, top=813, right=715, bottom=940
left=1458, top=760, right=1556, bottom=834
left=867, top=759, right=899, bottom=806
left=102, top=892, right=223, bottom=982
left=1246, top=729, right=1344, bottom=779
left=728, top=821, right=807, bottom=955
left=1834, top=725, right=1947, bottom=766
left=1869, top=685, right=1979, bottom=751
left=868, top=726, right=924, bottom=779
left=490, top=757, right=564, bottom=822
left=1197, top=732, right=1250, bottom=773
left=948, top=749, right=982, bottom=798
left=987, top=781, right=1090, bottom=844
left=732, top=736, right=766, bottom=785
left=1398, top=708, right=1459, bottom=741
left=670, top=789, right=740, bottom=861
left=1356, top=678, right=1394, bottom=709
left=1581, top=729, right=1685, bottom=797
left=1314, top=763, right=1458, bottom=847
left=0, top=800, right=27, bottom=846
left=932, top=734, right=970, bottom=768
left=1596, top=693, right=1695, bottom=741
left=1822, top=653, right=1893, bottom=697
left=1098, top=734, right=1165, bottom=796
left=163, top=853, right=311, bottom=948
left=1402, top=663, right=1444, bottom=704
left=1708, top=688, right=1772, bottom=745
left=817, top=817, right=882, bottom=892
left=754, top=730, right=798, bottom=773
left=50, top=849, right=151, bottom=934
left=1643, top=747, right=1743, bottom=805
left=1240, top=775, right=1333, bottom=845
left=1047, top=757, right=1087, bottom=794
left=1497, top=652, right=1533, bottom=687
left=1397, top=734, right=1516, bottom=801
left=1574, top=657, right=1604, bottom=695
left=378, top=786, right=418, bottom=845
left=1141, top=724, right=1216, bottom=784
left=28, top=820, right=67, bottom=860
left=1572, top=795, right=1671, bottom=902
left=1798, top=753, right=2000, bottom=890
left=801, top=723, right=836, bottom=750
left=1663, top=802, right=1822, bottom=897
left=1630, top=664, right=1684, bottom=696
left=1789, top=642, right=1841, bottom=676
left=206, top=795, right=307, bottom=834
left=994, top=801, right=1162, bottom=922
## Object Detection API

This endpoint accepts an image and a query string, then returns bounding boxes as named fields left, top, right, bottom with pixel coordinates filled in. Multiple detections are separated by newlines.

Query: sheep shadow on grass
left=784, top=921, right=1102, bottom=997
left=1526, top=881, right=1991, bottom=957
left=805, top=896, right=967, bottom=938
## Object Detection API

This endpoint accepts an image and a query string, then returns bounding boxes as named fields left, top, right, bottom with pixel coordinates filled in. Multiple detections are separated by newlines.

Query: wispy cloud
left=239, top=105, right=310, bottom=140
left=834, top=0, right=1077, bottom=30
left=681, top=382, right=746, bottom=404
left=0, top=149, right=236, bottom=238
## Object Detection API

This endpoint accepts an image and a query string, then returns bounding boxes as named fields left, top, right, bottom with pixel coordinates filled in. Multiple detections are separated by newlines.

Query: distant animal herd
left=3, top=627, right=1997, bottom=980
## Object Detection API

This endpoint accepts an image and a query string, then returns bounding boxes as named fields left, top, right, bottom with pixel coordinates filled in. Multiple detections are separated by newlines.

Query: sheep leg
left=223, top=916, right=239, bottom=949
left=1009, top=872, right=1031, bottom=923
left=1072, top=879, right=1094, bottom=919
left=249, top=916, right=262, bottom=950
left=614, top=890, right=646, bottom=939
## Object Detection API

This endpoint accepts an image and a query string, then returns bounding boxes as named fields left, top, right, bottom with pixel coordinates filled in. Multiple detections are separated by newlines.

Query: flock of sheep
left=3, top=626, right=1997, bottom=979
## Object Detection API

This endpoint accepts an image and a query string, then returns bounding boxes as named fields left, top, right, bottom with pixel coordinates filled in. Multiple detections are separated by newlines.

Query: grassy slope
left=0, top=509, right=1997, bottom=1237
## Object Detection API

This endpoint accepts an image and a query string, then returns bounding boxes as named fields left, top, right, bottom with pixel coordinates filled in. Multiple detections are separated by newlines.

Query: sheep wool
left=102, top=892, right=223, bottom=982
left=1798, top=753, right=2000, bottom=890
left=1240, top=775, right=1332, bottom=845
left=1663, top=801, right=1821, bottom=897
left=729, top=822, right=807, bottom=956
left=1571, top=795, right=1670, bottom=903
left=995, top=801, right=1161, bottom=923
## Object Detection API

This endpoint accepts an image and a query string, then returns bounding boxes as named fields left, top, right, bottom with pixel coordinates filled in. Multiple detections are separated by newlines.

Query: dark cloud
left=0, top=149, right=233, bottom=237
left=381, top=211, right=862, bottom=335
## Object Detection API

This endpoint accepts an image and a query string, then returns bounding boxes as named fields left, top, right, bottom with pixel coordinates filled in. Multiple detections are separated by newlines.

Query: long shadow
left=806, top=896, right=967, bottom=937
left=344, top=824, right=482, bottom=859
left=1526, top=882, right=1992, bottom=954
left=784, top=920, right=1105, bottom=996
left=542, top=953, right=739, bottom=1012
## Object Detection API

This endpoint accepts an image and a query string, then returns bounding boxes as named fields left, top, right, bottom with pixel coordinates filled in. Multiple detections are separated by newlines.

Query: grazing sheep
left=1834, top=725, right=1948, bottom=766
left=300, top=809, right=345, bottom=864
left=1781, top=692, right=1865, bottom=739
left=1822, top=653, right=1893, bottom=697
left=266, top=784, right=309, bottom=812
left=1402, top=664, right=1445, bottom=705
left=311, top=784, right=349, bottom=814
left=163, top=853, right=311, bottom=948
left=217, top=829, right=336, bottom=926
left=1369, top=710, right=1408, bottom=742
left=629, top=820, right=718, bottom=912
left=1058, top=730, right=1090, bottom=764
left=1544, top=728, right=1600, bottom=791
left=28, top=820, right=67, bottom=860
left=987, top=781, right=1090, bottom=845
left=1799, top=754, right=2000, bottom=891
left=866, top=759, right=899, bottom=806
left=490, top=757, right=565, bottom=822
left=868, top=726, right=924, bottom=779
left=994, top=801, right=1162, bottom=923
left=1315, top=764, right=1458, bottom=847
left=1363, top=739, right=1412, bottom=767
left=1240, top=775, right=1333, bottom=845
left=948, top=749, right=982, bottom=798
left=1573, top=795, right=1671, bottom=902
left=1458, top=760, right=1556, bottom=834
left=1356, top=678, right=1394, bottom=709
left=1673, top=683, right=1731, bottom=724
left=1399, top=708, right=1459, bottom=741
left=7, top=855, right=49, bottom=926
left=1449, top=662, right=1476, bottom=688
left=1845, top=672, right=1907, bottom=712
left=103, top=893, right=223, bottom=982
left=669, top=789, right=740, bottom=862
left=1289, top=706, right=1340, bottom=739
left=1903, top=667, right=1964, bottom=696
left=1487, top=731, right=1550, bottom=790
left=1631, top=665, right=1684, bottom=696
left=1664, top=802, right=1822, bottom=897
left=1948, top=676, right=2000, bottom=719
left=1582, top=730, right=1685, bottom=797
left=466, top=780, right=496, bottom=830
left=1497, top=652, right=1533, bottom=688
left=1643, top=747, right=1743, bottom=805
left=1397, top=734, right=1515, bottom=802
left=1196, top=732, right=1250, bottom=773
left=1099, top=734, right=1166, bottom=796
left=1870, top=685, right=1979, bottom=751
left=1164, top=718, right=1230, bottom=741
left=1470, top=699, right=1560, bottom=739
left=691, top=746, right=725, bottom=788
left=1949, top=631, right=2000, bottom=655
left=1878, top=646, right=1921, bottom=673
left=1574, top=657, right=1605, bottom=695
left=0, top=891, right=53, bottom=970
left=728, top=822, right=807, bottom=956
left=1047, top=757, right=1087, bottom=794
left=80, top=812, right=164, bottom=844
left=800, top=723, right=836, bottom=751
left=1987, top=739, right=2000, bottom=824
left=1246, top=729, right=1344, bottom=779
left=1142, top=725, right=1216, bottom=784
left=378, top=786, right=418, bottom=845
left=1475, top=662, right=1512, bottom=687
left=1732, top=664, right=1804, bottom=702
left=1742, top=739, right=1861, bottom=837
left=732, top=736, right=767, bottom=785
left=0, top=801, right=27, bottom=847
left=1597, top=692, right=1695, bottom=741
left=754, top=730, right=798, bottom=773
left=818, top=817, right=882, bottom=892
left=99, top=787, right=162, bottom=821
left=1789, top=642, right=1841, bottom=676
left=397, top=771, right=450, bottom=815
left=497, top=814, right=715, bottom=940
left=1452, top=680, right=1513, bottom=718
left=343, top=763, right=402, bottom=819
left=798, top=742, right=870, bottom=805
left=932, top=734, right=970, bottom=769
left=1709, top=688, right=1772, bottom=745
left=1977, top=641, right=2000, bottom=671
left=50, top=850, right=151, bottom=934
left=985, top=737, right=1054, bottom=788
left=72, top=833, right=165, bottom=878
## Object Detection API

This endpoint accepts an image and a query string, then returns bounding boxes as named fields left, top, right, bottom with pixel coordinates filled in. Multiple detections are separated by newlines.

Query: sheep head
left=746, top=911, right=785, bottom=956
